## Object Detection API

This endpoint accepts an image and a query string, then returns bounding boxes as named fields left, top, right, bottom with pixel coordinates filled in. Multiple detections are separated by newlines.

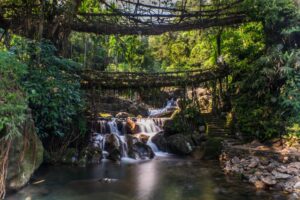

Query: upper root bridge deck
left=80, top=67, right=230, bottom=89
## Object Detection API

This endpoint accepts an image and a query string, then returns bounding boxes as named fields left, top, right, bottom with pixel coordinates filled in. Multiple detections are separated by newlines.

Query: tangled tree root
left=0, top=139, right=12, bottom=199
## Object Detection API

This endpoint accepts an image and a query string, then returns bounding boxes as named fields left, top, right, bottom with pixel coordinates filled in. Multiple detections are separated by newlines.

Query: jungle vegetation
left=0, top=0, right=299, bottom=149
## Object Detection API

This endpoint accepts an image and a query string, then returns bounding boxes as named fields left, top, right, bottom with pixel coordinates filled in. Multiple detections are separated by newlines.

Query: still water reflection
left=8, top=157, right=286, bottom=200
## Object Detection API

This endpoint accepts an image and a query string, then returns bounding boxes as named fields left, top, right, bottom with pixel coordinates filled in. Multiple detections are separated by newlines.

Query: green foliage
left=0, top=50, right=27, bottom=139
left=233, top=47, right=300, bottom=140
left=169, top=101, right=205, bottom=134
left=11, top=39, right=85, bottom=138
left=149, top=31, right=216, bottom=71
left=244, top=0, right=298, bottom=45
left=230, top=0, right=299, bottom=140
left=70, top=33, right=159, bottom=72
left=280, top=49, right=300, bottom=137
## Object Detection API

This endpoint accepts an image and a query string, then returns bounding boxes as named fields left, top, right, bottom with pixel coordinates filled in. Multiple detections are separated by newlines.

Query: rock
left=6, top=116, right=44, bottom=192
left=289, top=193, right=300, bottom=200
left=271, top=170, right=291, bottom=179
left=287, top=165, right=300, bottom=175
left=127, top=135, right=154, bottom=159
left=249, top=175, right=258, bottom=184
left=294, top=182, right=300, bottom=189
left=107, top=148, right=121, bottom=162
left=105, top=134, right=121, bottom=161
left=254, top=181, right=266, bottom=189
left=260, top=158, right=270, bottom=166
left=249, top=157, right=259, bottom=168
left=282, top=177, right=300, bottom=192
left=61, top=148, right=78, bottom=164
left=126, top=118, right=137, bottom=134
left=98, top=178, right=119, bottom=183
left=190, top=134, right=206, bottom=146
left=151, top=132, right=168, bottom=152
left=163, top=119, right=178, bottom=136
left=98, top=112, right=113, bottom=119
left=115, top=112, right=130, bottom=119
left=134, top=142, right=155, bottom=159
left=167, top=134, right=193, bottom=155
left=85, top=146, right=102, bottom=164
left=137, top=134, right=150, bottom=144
left=266, top=161, right=280, bottom=172
left=288, top=162, right=300, bottom=169
left=231, top=156, right=240, bottom=165
left=261, top=176, right=277, bottom=185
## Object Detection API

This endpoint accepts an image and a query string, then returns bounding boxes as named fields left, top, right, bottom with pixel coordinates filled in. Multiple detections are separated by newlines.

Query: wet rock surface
left=167, top=134, right=194, bottom=155
left=220, top=139, right=300, bottom=198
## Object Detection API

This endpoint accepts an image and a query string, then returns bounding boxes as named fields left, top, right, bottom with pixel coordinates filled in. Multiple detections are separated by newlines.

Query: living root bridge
left=80, top=67, right=230, bottom=89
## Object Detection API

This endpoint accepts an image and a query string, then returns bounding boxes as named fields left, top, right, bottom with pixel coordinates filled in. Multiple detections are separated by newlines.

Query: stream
left=8, top=156, right=286, bottom=200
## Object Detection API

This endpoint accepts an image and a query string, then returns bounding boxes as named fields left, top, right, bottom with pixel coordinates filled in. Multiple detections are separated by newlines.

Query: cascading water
left=135, top=118, right=162, bottom=152
left=148, top=98, right=178, bottom=117
left=90, top=116, right=168, bottom=160
left=107, top=118, right=128, bottom=157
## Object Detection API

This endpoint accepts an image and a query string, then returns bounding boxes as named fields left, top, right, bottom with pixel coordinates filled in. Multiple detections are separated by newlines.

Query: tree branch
left=72, top=15, right=248, bottom=35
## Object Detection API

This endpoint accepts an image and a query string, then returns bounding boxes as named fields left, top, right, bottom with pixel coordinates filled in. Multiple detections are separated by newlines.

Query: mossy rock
left=98, top=112, right=112, bottom=119
left=167, top=134, right=194, bottom=155
left=164, top=107, right=206, bottom=136
left=201, top=137, right=223, bottom=160
left=6, top=116, right=44, bottom=191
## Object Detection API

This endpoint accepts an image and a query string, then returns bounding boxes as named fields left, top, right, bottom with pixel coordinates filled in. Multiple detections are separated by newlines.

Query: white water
left=148, top=99, right=177, bottom=117
left=91, top=117, right=167, bottom=157
left=107, top=118, right=128, bottom=157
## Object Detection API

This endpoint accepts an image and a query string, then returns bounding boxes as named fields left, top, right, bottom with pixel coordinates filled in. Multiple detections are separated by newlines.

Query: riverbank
left=220, top=139, right=300, bottom=199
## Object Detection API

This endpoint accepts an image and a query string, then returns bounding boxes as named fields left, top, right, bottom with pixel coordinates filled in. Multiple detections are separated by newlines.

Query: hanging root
left=0, top=139, right=12, bottom=199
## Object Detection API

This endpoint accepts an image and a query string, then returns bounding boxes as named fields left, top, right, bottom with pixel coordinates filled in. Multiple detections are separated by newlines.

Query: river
left=7, top=156, right=286, bottom=200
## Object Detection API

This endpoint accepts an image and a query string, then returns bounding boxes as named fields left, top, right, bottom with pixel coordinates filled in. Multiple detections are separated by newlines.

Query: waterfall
left=91, top=117, right=167, bottom=159
left=148, top=98, right=177, bottom=117
left=136, top=118, right=161, bottom=135
left=135, top=118, right=162, bottom=152
left=108, top=118, right=121, bottom=135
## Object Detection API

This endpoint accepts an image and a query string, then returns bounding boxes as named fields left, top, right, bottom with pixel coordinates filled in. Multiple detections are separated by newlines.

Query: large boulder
left=167, top=134, right=194, bottom=155
left=151, top=132, right=168, bottom=152
left=127, top=135, right=154, bottom=159
left=163, top=107, right=206, bottom=137
left=105, top=134, right=121, bottom=161
left=6, top=117, right=43, bottom=192
left=115, top=112, right=130, bottom=119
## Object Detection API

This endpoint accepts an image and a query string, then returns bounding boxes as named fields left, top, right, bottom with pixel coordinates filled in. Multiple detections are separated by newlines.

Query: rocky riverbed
left=220, top=139, right=300, bottom=199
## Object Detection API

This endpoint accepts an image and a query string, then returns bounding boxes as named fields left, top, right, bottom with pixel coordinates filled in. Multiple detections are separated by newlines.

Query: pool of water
left=7, top=156, right=287, bottom=200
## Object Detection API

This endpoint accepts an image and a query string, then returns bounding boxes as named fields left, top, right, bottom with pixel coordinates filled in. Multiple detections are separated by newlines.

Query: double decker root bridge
left=80, top=67, right=230, bottom=89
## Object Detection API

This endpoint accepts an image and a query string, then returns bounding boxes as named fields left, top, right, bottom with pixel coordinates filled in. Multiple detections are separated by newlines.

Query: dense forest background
left=0, top=0, right=299, bottom=152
